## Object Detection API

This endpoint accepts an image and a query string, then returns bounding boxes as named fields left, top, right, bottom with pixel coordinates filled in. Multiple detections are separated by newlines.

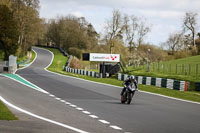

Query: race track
left=1, top=47, right=199, bottom=133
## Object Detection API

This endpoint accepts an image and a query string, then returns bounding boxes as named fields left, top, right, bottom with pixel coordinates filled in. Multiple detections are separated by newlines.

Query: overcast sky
left=39, top=0, right=200, bottom=45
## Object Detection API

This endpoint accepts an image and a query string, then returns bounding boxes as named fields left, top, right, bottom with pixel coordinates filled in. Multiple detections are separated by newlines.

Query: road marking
left=49, top=94, right=55, bottom=97
left=42, top=48, right=54, bottom=70
left=76, top=107, right=84, bottom=111
left=98, top=120, right=110, bottom=124
left=0, top=96, right=89, bottom=133
left=60, top=100, right=65, bottom=103
left=89, top=115, right=98, bottom=119
left=139, top=90, right=200, bottom=105
left=0, top=74, right=48, bottom=94
left=65, top=102, right=71, bottom=105
left=70, top=104, right=77, bottom=108
left=110, top=125, right=122, bottom=130
left=55, top=98, right=61, bottom=100
left=82, top=111, right=91, bottom=115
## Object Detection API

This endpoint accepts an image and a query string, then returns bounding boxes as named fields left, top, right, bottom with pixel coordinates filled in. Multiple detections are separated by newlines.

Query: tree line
left=0, top=0, right=199, bottom=68
left=0, top=0, right=43, bottom=60
left=162, top=12, right=200, bottom=57
left=43, top=10, right=154, bottom=67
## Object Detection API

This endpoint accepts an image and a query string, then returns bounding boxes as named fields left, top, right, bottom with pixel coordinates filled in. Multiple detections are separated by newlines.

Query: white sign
left=89, top=53, right=120, bottom=62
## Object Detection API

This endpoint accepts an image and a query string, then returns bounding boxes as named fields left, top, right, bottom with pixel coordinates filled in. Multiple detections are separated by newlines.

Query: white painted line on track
left=60, top=100, right=66, bottom=103
left=55, top=98, right=61, bottom=100
left=0, top=96, right=89, bottom=133
left=98, top=120, right=110, bottom=124
left=89, top=115, right=99, bottom=119
left=49, top=94, right=55, bottom=97
left=0, top=74, right=48, bottom=94
left=70, top=104, right=77, bottom=108
left=139, top=90, right=200, bottom=105
left=41, top=47, right=54, bottom=70
left=65, top=102, right=71, bottom=105
left=82, top=111, right=91, bottom=115
left=16, top=74, right=49, bottom=94
left=110, top=125, right=122, bottom=130
left=76, top=108, right=84, bottom=111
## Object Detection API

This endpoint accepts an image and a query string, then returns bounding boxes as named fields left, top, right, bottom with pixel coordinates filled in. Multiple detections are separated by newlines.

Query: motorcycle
left=121, top=84, right=136, bottom=104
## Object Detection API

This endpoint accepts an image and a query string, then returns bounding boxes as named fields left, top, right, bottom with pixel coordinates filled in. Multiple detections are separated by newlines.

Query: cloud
left=138, top=10, right=184, bottom=19
left=71, top=11, right=83, bottom=18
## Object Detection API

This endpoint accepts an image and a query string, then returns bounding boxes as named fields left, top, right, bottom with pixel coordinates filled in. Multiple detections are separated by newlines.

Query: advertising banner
left=89, top=53, right=120, bottom=62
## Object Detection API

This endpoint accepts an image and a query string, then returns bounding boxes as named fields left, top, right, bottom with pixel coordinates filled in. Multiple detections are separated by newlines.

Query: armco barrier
left=117, top=73, right=188, bottom=91
left=65, top=67, right=99, bottom=78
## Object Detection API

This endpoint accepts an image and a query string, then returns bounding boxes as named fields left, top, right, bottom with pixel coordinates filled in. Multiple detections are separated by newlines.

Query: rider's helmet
left=129, top=75, right=135, bottom=82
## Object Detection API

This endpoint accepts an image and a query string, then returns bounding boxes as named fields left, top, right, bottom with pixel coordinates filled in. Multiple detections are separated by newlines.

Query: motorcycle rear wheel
left=121, top=93, right=127, bottom=104
left=121, top=96, right=125, bottom=103
left=127, top=93, right=133, bottom=104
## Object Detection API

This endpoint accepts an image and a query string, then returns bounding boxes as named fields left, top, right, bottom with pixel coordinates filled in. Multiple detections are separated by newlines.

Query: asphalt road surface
left=1, top=47, right=200, bottom=133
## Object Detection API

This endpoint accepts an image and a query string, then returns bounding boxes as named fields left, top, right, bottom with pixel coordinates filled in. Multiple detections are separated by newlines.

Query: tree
left=45, top=15, right=99, bottom=58
left=104, top=9, right=151, bottom=54
left=124, top=15, right=138, bottom=52
left=21, top=0, right=39, bottom=9
left=104, top=9, right=124, bottom=53
left=137, top=18, right=151, bottom=46
left=0, top=0, right=12, bottom=8
left=46, top=19, right=60, bottom=47
left=166, top=32, right=184, bottom=55
left=11, top=0, right=42, bottom=56
left=0, top=5, right=19, bottom=60
left=196, top=32, right=200, bottom=54
left=183, top=12, right=198, bottom=50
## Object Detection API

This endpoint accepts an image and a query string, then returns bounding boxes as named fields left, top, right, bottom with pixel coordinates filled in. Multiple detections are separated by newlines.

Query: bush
left=68, top=47, right=81, bottom=59
left=70, top=56, right=83, bottom=69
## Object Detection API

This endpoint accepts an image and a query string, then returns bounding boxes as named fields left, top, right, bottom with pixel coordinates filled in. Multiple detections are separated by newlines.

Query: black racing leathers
left=121, top=79, right=138, bottom=96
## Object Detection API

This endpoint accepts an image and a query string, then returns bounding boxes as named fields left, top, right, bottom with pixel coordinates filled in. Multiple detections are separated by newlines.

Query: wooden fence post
left=189, top=64, right=191, bottom=75
left=163, top=64, right=164, bottom=73
left=153, top=63, right=154, bottom=72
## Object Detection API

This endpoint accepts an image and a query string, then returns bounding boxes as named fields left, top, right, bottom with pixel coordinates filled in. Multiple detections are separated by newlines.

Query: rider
left=121, top=75, right=138, bottom=96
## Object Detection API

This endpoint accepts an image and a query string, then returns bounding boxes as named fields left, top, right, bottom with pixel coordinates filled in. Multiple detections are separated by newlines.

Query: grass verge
left=0, top=101, right=18, bottom=120
left=126, top=68, right=200, bottom=82
left=30, top=50, right=36, bottom=63
left=45, top=47, right=200, bottom=103
left=45, top=48, right=68, bottom=72
left=18, top=50, right=36, bottom=69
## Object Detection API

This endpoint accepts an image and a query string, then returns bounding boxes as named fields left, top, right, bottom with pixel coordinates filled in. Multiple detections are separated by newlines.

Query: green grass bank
left=126, top=55, right=200, bottom=82
left=0, top=101, right=18, bottom=120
